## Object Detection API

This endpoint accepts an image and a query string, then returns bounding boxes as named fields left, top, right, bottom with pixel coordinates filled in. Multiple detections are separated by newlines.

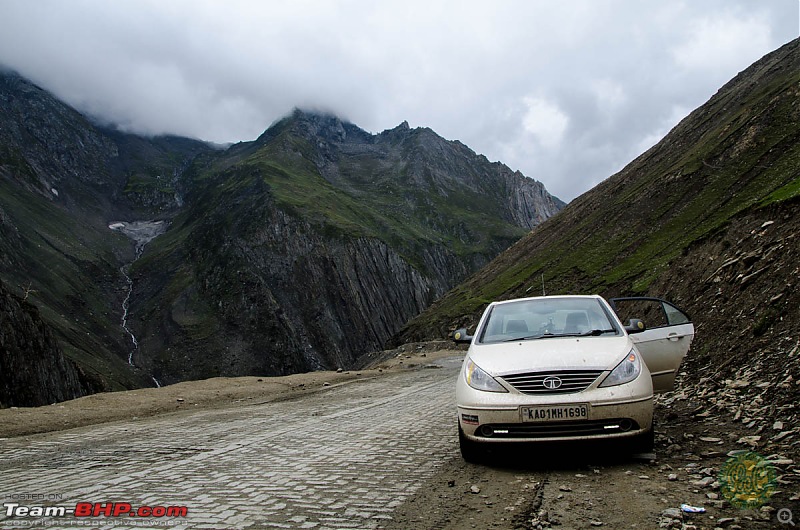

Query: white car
left=454, top=295, right=694, bottom=462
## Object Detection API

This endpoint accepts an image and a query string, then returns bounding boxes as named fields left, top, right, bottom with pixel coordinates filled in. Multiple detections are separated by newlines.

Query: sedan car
left=453, top=295, right=694, bottom=462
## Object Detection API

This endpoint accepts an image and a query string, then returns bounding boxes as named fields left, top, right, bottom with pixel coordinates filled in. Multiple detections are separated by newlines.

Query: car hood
left=468, top=336, right=632, bottom=375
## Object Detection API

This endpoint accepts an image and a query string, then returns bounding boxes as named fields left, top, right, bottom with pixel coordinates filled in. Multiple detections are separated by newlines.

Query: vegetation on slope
left=396, top=38, right=799, bottom=341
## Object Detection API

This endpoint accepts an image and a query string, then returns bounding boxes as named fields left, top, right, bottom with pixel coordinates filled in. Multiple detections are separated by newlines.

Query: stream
left=109, top=220, right=168, bottom=388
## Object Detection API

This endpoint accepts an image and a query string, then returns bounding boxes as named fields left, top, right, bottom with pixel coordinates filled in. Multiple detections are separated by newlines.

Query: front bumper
left=458, top=395, right=653, bottom=443
left=456, top=364, right=655, bottom=443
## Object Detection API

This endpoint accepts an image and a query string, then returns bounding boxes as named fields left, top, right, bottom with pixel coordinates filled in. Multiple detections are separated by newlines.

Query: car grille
left=475, top=419, right=640, bottom=439
left=501, top=370, right=604, bottom=394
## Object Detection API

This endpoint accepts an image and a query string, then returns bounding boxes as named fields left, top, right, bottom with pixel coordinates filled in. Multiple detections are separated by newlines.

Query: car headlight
left=600, top=349, right=642, bottom=387
left=464, top=358, right=507, bottom=392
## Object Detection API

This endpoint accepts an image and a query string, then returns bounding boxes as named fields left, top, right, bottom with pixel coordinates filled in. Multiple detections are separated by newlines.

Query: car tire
left=458, top=426, right=484, bottom=464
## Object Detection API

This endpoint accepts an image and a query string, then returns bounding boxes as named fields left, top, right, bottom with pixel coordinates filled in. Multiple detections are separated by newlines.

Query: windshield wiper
left=580, top=329, right=617, bottom=336
left=503, top=329, right=616, bottom=342
left=503, top=333, right=556, bottom=342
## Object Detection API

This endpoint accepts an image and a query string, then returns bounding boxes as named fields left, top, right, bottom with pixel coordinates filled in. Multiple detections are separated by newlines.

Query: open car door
left=610, top=297, right=694, bottom=393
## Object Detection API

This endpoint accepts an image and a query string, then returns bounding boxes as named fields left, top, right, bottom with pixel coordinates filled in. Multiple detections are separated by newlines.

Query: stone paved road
left=0, top=356, right=462, bottom=530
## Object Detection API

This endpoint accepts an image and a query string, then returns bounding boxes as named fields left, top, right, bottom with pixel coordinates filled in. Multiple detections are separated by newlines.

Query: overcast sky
left=0, top=1, right=797, bottom=201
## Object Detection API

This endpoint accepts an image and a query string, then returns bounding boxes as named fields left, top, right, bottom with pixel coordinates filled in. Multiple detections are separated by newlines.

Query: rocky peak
left=254, top=108, right=367, bottom=149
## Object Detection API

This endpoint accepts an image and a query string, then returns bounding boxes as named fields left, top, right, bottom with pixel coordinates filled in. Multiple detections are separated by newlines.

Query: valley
left=0, top=73, right=562, bottom=403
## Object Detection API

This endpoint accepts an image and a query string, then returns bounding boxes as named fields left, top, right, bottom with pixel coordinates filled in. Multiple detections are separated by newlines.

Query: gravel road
left=0, top=356, right=462, bottom=529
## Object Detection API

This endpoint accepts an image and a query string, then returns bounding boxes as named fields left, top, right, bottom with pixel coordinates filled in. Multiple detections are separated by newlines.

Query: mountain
left=0, top=71, right=215, bottom=395
left=395, top=39, right=799, bottom=411
left=0, top=72, right=564, bottom=400
left=127, top=110, right=564, bottom=383
left=0, top=278, right=99, bottom=406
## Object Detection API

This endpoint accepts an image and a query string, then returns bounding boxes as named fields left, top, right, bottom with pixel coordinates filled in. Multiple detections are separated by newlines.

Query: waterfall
left=109, top=220, right=169, bottom=387
left=120, top=266, right=138, bottom=365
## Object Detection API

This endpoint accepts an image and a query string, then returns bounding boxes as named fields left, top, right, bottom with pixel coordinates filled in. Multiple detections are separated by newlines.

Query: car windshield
left=477, top=297, right=621, bottom=344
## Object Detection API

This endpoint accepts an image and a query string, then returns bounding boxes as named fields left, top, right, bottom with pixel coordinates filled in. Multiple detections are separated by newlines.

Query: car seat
left=505, top=319, right=529, bottom=333
left=564, top=311, right=589, bottom=334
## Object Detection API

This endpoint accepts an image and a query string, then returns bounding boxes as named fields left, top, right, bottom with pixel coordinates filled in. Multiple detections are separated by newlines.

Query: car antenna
left=541, top=273, right=546, bottom=296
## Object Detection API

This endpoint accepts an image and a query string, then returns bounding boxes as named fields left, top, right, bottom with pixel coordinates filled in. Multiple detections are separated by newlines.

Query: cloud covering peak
left=0, top=0, right=796, bottom=201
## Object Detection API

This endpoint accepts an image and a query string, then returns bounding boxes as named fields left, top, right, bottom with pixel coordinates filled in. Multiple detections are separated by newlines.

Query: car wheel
left=458, top=426, right=485, bottom=464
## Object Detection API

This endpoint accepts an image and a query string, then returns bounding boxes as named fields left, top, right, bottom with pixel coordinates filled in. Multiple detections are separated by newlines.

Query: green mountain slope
left=396, top=38, right=799, bottom=341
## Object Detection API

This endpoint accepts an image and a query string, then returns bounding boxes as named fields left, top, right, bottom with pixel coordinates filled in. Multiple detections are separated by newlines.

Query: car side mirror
left=624, top=319, right=646, bottom=334
left=452, top=328, right=473, bottom=344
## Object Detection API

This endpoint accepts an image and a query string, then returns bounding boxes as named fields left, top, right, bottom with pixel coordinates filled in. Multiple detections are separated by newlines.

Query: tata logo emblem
left=542, top=376, right=563, bottom=390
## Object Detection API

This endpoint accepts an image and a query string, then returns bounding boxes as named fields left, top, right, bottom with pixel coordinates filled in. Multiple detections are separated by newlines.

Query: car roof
left=489, top=294, right=604, bottom=307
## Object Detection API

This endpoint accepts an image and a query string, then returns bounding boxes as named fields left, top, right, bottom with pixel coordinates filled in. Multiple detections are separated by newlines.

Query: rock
left=668, top=474, right=678, bottom=481
left=765, top=458, right=793, bottom=466
left=736, top=435, right=761, bottom=447
left=470, top=485, right=481, bottom=494
left=558, top=485, right=572, bottom=492
left=727, top=450, right=748, bottom=457
left=692, top=477, right=715, bottom=487
left=590, top=521, right=603, bottom=527
left=726, top=380, right=751, bottom=389
left=661, top=507, right=683, bottom=519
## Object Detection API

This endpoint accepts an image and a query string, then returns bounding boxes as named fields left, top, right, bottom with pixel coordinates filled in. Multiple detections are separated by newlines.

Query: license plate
left=521, top=404, right=589, bottom=422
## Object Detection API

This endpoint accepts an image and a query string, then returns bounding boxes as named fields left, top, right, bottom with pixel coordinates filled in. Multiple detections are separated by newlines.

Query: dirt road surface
left=1, top=349, right=797, bottom=529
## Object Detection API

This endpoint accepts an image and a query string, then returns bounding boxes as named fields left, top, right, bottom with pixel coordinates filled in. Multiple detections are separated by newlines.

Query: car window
left=664, top=303, right=690, bottom=325
left=611, top=298, right=691, bottom=329
left=478, top=298, right=619, bottom=343
left=614, top=299, right=668, bottom=327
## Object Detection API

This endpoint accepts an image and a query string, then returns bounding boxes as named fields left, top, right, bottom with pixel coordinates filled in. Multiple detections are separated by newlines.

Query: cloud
left=522, top=97, right=569, bottom=150
left=672, top=12, right=774, bottom=74
left=0, top=0, right=796, bottom=201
